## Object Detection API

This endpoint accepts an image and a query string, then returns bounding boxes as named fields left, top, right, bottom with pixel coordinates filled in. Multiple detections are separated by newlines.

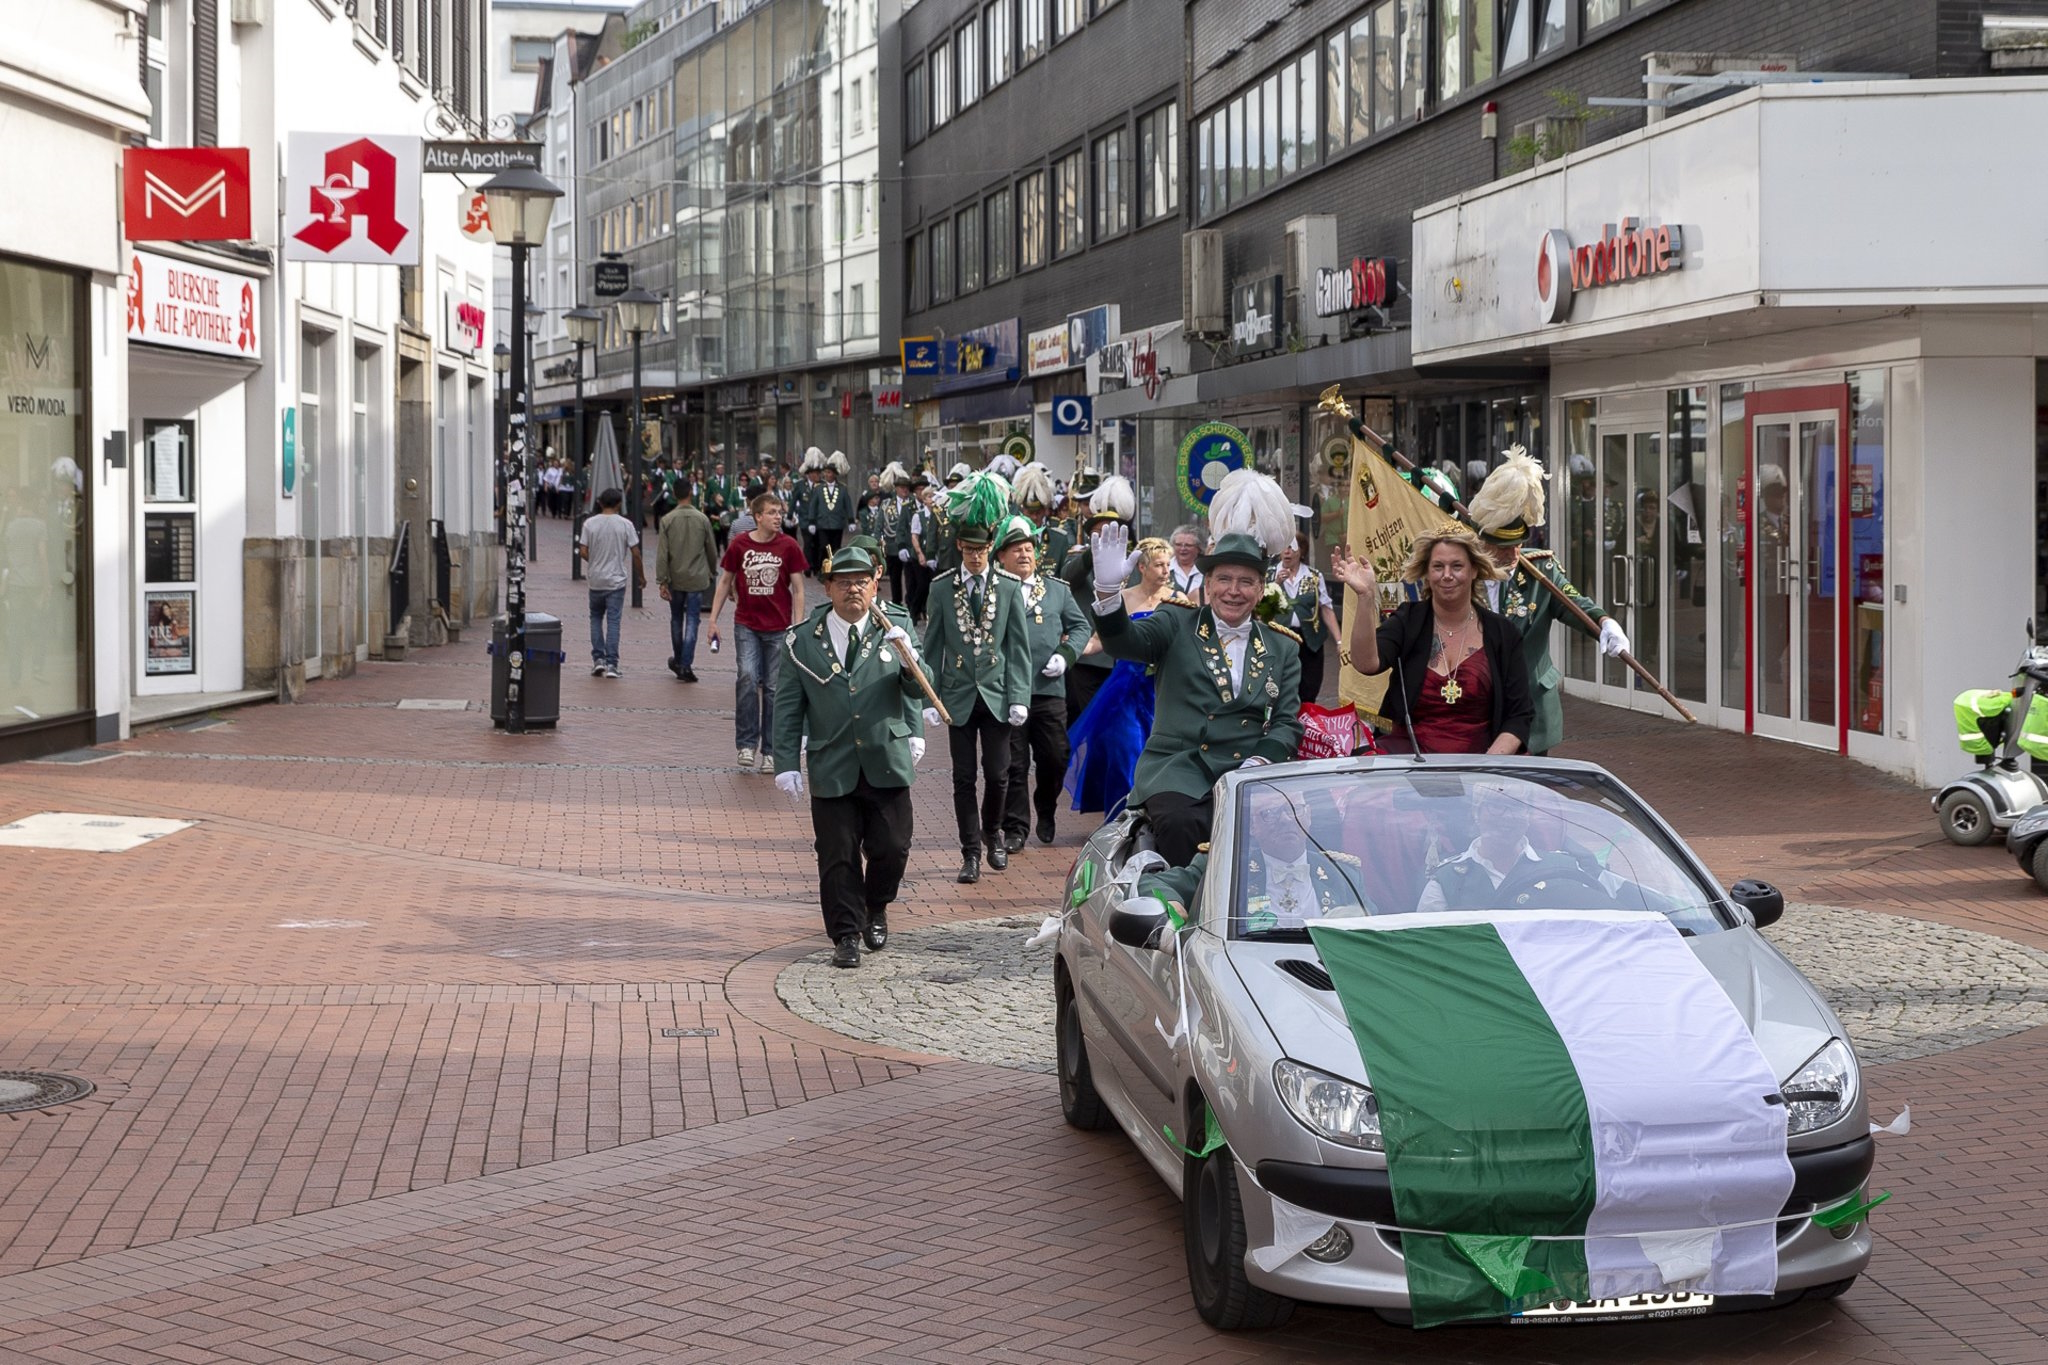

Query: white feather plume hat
left=1199, top=468, right=1297, bottom=574
left=800, top=446, right=825, bottom=473
left=1012, top=461, right=1055, bottom=511
left=880, top=460, right=913, bottom=487
left=1084, top=474, right=1136, bottom=525
left=1469, top=444, right=1546, bottom=544
left=824, top=449, right=850, bottom=477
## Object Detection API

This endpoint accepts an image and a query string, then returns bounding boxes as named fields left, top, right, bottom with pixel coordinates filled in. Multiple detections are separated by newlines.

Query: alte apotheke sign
left=1535, top=217, right=1684, bottom=324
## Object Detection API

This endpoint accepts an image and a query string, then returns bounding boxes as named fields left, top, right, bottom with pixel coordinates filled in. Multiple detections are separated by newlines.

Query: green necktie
left=969, top=578, right=983, bottom=621
left=844, top=624, right=860, bottom=670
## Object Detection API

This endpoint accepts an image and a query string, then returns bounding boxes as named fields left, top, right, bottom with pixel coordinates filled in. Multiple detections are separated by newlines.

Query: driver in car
left=1417, top=780, right=1622, bottom=913
left=1138, top=786, right=1375, bottom=930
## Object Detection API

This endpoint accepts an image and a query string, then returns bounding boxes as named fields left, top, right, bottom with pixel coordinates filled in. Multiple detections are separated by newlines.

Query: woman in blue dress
left=1066, top=537, right=1179, bottom=815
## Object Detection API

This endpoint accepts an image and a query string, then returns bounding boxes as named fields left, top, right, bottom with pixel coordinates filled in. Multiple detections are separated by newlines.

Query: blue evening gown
left=1064, top=609, right=1158, bottom=815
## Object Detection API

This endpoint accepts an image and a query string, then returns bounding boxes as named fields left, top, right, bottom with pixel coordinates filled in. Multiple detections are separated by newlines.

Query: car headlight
left=1275, top=1059, right=1382, bottom=1151
left=1781, top=1038, right=1857, bottom=1136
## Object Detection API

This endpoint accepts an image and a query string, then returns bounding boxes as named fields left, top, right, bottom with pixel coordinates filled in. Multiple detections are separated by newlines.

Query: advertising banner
left=126, top=250, right=260, bottom=360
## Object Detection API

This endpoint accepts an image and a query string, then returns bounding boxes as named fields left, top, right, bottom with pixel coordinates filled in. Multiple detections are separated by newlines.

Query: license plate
left=1512, top=1292, right=1715, bottom=1324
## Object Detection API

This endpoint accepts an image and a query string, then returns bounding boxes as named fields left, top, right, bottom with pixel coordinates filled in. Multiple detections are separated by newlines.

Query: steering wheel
left=1492, top=864, right=1613, bottom=909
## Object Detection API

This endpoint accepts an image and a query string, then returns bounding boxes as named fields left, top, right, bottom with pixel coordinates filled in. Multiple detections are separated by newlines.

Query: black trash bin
left=489, top=613, right=564, bottom=728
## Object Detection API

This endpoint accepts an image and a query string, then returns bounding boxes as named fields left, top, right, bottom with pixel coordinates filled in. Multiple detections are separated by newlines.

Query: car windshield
left=1225, top=768, right=1730, bottom=941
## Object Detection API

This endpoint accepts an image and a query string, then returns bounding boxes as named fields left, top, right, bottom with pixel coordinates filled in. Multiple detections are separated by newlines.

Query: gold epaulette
left=1265, top=621, right=1303, bottom=645
left=1326, top=850, right=1363, bottom=866
left=1162, top=593, right=1198, bottom=609
left=994, top=567, right=1024, bottom=583
left=1520, top=548, right=1555, bottom=560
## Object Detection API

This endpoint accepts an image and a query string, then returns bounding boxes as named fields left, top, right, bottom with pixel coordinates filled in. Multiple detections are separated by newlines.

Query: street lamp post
left=493, top=342, right=510, bottom=547
left=564, top=304, right=603, bottom=582
left=615, top=285, right=661, bottom=610
left=480, top=165, right=563, bottom=735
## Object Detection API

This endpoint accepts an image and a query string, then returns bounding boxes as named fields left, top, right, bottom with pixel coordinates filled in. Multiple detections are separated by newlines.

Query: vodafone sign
left=1535, top=217, right=1684, bottom=324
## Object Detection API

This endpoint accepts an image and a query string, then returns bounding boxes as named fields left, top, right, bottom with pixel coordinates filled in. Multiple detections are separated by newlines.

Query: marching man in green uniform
left=1086, top=469, right=1303, bottom=868
left=879, top=462, right=915, bottom=606
left=812, top=450, right=853, bottom=565
left=1058, top=471, right=1136, bottom=722
left=922, top=473, right=1034, bottom=884
left=1011, top=463, right=1072, bottom=567
left=772, top=546, right=925, bottom=969
left=993, top=514, right=1092, bottom=851
left=1468, top=446, right=1630, bottom=756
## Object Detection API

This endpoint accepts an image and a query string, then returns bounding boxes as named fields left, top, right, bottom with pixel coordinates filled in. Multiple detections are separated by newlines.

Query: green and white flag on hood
left=1306, top=910, right=1795, bottom=1328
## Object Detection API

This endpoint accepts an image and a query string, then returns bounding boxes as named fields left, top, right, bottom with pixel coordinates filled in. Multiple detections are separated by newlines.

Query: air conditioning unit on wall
left=1285, top=215, right=1338, bottom=347
left=1183, top=230, right=1226, bottom=338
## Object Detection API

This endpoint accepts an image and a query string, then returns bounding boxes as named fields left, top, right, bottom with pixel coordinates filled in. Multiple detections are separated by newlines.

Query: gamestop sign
left=1314, top=256, right=1400, bottom=317
left=1536, top=218, right=1684, bottom=324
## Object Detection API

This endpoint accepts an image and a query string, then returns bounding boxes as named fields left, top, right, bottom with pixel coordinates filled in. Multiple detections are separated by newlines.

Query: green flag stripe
left=1308, top=921, right=1597, bottom=1326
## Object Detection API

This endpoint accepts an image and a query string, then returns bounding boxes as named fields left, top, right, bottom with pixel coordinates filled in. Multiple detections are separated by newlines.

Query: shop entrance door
left=1588, top=422, right=1666, bottom=713
left=1748, top=405, right=1843, bottom=749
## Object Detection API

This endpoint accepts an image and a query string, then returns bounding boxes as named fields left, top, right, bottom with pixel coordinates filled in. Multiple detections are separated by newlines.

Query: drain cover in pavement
left=0, top=812, right=195, bottom=853
left=0, top=1072, right=94, bottom=1113
left=396, top=699, right=472, bottom=710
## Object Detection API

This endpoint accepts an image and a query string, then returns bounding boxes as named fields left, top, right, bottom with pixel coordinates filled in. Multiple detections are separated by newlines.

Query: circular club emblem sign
left=1001, top=431, right=1034, bottom=464
left=1176, top=420, right=1250, bottom=512
left=1535, top=228, right=1573, bottom=325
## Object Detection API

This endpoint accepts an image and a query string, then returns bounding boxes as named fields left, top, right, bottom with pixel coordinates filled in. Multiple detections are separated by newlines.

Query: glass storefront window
left=1717, top=382, right=1746, bottom=712
left=1666, top=386, right=1707, bottom=704
left=0, top=258, right=87, bottom=729
left=1848, top=370, right=1886, bottom=736
left=1561, top=397, right=1596, bottom=683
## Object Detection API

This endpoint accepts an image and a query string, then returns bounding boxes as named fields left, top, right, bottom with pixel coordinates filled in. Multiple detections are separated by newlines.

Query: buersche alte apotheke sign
left=1535, top=217, right=1683, bottom=324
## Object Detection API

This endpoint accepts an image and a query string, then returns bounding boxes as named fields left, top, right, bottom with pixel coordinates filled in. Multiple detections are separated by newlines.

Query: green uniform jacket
left=773, top=601, right=922, bottom=797
left=1019, top=572, right=1093, bottom=700
left=791, top=479, right=818, bottom=528
left=1094, top=600, right=1303, bottom=807
left=1273, top=566, right=1329, bottom=652
left=1059, top=545, right=1112, bottom=675
left=702, top=476, right=735, bottom=526
left=1496, top=549, right=1606, bottom=756
left=813, top=480, right=852, bottom=531
left=882, top=496, right=915, bottom=557
left=922, top=567, right=1034, bottom=721
left=1038, top=518, right=1074, bottom=567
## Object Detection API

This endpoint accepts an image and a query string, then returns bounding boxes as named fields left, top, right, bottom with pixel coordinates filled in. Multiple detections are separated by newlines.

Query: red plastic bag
left=1296, top=702, right=1373, bottom=760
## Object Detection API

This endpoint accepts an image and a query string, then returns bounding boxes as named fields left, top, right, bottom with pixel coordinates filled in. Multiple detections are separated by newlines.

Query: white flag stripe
left=1492, top=914, right=1794, bottom=1298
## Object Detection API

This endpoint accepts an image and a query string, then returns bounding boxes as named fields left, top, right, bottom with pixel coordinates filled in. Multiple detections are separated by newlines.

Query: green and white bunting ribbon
left=1306, top=910, right=1797, bottom=1328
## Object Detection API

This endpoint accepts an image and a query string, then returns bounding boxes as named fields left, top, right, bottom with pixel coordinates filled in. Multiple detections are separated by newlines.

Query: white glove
left=807, top=523, right=816, bottom=534
left=923, top=707, right=942, bottom=729
left=1090, top=523, right=1141, bottom=595
left=898, top=548, right=911, bottom=562
left=1598, top=617, right=1630, bottom=658
left=1040, top=654, right=1068, bottom=680
left=1238, top=756, right=1271, bottom=770
left=909, top=737, right=926, bottom=763
left=1007, top=704, right=1029, bottom=727
left=883, top=625, right=914, bottom=657
left=925, top=558, right=938, bottom=569
left=774, top=770, right=805, bottom=799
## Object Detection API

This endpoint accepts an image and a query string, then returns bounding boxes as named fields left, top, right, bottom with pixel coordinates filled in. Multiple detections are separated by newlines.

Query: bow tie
left=1215, top=620, right=1252, bottom=642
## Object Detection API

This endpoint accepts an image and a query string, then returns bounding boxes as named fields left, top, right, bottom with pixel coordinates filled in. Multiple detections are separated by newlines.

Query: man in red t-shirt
left=709, top=491, right=809, bottom=772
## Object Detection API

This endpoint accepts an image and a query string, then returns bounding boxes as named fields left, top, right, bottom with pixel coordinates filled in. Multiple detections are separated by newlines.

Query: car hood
left=1227, top=922, right=1841, bottom=1099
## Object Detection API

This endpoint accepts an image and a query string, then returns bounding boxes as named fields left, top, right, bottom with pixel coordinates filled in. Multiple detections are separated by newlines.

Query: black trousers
left=817, top=526, right=844, bottom=565
left=886, top=553, right=907, bottom=606
left=1066, top=660, right=1110, bottom=724
left=907, top=561, right=934, bottom=622
left=803, top=526, right=823, bottom=574
left=810, top=774, right=913, bottom=942
left=1298, top=643, right=1326, bottom=709
left=1003, top=693, right=1070, bottom=838
left=948, top=699, right=1013, bottom=853
left=1146, top=790, right=1213, bottom=868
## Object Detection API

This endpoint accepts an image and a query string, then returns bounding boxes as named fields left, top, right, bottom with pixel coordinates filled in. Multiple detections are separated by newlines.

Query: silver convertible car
left=1051, top=756, right=1876, bottom=1330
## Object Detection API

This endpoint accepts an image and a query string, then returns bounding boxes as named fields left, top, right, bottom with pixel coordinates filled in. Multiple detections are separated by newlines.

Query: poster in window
left=145, top=590, right=195, bottom=675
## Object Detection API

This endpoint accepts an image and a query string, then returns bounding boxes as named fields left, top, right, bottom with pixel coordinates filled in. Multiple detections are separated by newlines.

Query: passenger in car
left=1417, top=780, right=1621, bottom=913
left=1136, top=786, right=1377, bottom=930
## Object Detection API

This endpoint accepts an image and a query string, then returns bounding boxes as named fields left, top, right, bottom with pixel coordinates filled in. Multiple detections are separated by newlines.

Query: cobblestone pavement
left=0, top=516, right=2044, bottom=1363
left=778, top=904, right=2048, bottom=1072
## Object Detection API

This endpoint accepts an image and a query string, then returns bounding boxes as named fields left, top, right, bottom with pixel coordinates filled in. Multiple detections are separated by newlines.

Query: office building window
left=907, top=233, right=927, bottom=311
left=931, top=222, right=952, bottom=303
left=1020, top=0, right=1048, bottom=63
left=1439, top=0, right=1493, bottom=101
left=1053, top=148, right=1084, bottom=256
left=851, top=76, right=865, bottom=133
left=1055, top=0, right=1083, bottom=41
left=931, top=40, right=954, bottom=128
left=1091, top=127, right=1126, bottom=239
left=906, top=63, right=927, bottom=143
left=849, top=282, right=866, bottom=338
left=987, top=188, right=1013, bottom=282
left=958, top=208, right=981, bottom=293
left=1138, top=101, right=1177, bottom=221
left=986, top=0, right=1012, bottom=86
left=833, top=186, right=845, bottom=241
left=851, top=181, right=866, bottom=236
left=958, top=18, right=980, bottom=107
left=1017, top=169, right=1046, bottom=270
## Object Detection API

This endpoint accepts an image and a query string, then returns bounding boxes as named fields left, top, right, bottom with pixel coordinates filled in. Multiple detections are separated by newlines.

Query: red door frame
left=1743, top=383, right=1852, bottom=753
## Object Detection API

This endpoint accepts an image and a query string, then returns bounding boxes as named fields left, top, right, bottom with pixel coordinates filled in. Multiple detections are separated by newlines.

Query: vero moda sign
left=123, top=147, right=253, bottom=242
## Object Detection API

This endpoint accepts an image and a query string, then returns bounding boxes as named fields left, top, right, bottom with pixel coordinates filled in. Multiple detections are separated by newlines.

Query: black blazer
left=1366, top=598, right=1534, bottom=751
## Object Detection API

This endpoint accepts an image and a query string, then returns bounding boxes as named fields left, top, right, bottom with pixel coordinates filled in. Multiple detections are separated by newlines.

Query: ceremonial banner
left=1307, top=911, right=1794, bottom=1328
left=1335, top=432, right=1457, bottom=722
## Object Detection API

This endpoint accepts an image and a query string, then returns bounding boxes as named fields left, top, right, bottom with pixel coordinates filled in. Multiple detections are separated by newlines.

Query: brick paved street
left=0, top=516, right=2043, bottom=1363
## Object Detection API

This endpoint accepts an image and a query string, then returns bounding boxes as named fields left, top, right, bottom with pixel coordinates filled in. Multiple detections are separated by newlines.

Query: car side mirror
left=1730, top=878, right=1784, bottom=929
left=1109, top=897, right=1172, bottom=950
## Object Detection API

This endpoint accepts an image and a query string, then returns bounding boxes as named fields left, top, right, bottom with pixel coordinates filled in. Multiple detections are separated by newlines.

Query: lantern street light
left=615, top=285, right=661, bottom=609
left=564, top=304, right=604, bottom=581
left=478, top=164, right=562, bottom=734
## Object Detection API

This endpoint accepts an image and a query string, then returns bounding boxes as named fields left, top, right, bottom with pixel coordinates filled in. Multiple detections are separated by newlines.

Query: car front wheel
left=1056, top=973, right=1111, bottom=1131
left=1184, top=1128, right=1296, bottom=1331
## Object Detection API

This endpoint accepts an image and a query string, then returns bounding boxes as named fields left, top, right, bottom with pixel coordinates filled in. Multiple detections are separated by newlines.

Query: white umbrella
left=583, top=416, right=625, bottom=515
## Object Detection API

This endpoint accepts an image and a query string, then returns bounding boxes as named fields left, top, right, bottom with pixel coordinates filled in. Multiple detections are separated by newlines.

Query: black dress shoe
left=831, top=935, right=861, bottom=968
left=987, top=841, right=1008, bottom=872
left=1036, top=816, right=1055, bottom=845
left=958, top=850, right=981, bottom=883
left=667, top=658, right=684, bottom=678
left=1004, top=829, right=1027, bottom=855
left=862, top=912, right=888, bottom=952
left=681, top=669, right=699, bottom=683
